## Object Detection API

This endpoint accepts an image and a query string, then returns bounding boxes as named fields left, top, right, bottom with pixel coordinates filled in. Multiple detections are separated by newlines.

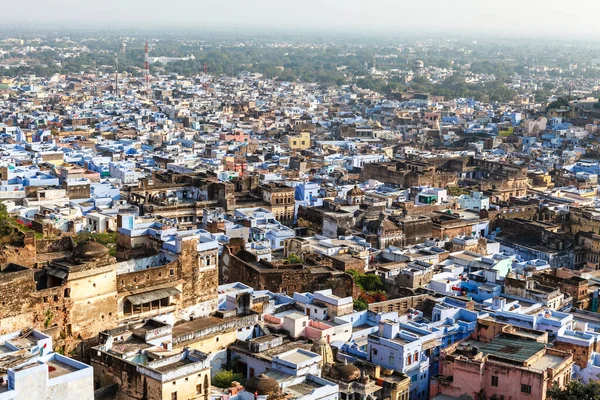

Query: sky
left=5, top=0, right=599, bottom=38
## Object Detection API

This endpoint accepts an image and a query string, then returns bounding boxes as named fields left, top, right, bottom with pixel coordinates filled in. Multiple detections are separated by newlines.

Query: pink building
left=431, top=334, right=573, bottom=400
left=220, top=131, right=250, bottom=143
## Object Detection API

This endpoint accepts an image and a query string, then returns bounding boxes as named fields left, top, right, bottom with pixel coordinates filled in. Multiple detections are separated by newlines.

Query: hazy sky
left=6, top=0, right=598, bottom=37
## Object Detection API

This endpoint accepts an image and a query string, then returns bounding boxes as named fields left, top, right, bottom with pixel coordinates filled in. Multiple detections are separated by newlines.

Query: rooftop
left=479, top=335, right=545, bottom=364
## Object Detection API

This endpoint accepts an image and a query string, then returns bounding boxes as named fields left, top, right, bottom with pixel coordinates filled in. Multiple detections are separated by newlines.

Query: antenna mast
left=114, top=52, right=119, bottom=96
left=144, top=41, right=151, bottom=97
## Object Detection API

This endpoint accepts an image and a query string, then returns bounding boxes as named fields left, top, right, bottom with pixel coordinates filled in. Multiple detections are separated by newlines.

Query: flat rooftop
left=172, top=315, right=234, bottom=338
left=277, top=349, right=316, bottom=365
left=154, top=358, right=194, bottom=373
left=285, top=380, right=323, bottom=397
left=529, top=353, right=566, bottom=372
left=47, top=359, right=79, bottom=379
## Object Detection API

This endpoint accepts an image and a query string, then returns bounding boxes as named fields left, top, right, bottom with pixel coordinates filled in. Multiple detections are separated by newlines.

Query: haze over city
left=5, top=0, right=600, bottom=38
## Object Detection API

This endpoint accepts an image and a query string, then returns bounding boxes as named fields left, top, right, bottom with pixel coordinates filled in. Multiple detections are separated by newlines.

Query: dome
left=348, top=185, right=365, bottom=197
left=72, top=240, right=109, bottom=262
left=331, top=361, right=361, bottom=382
left=245, top=374, right=280, bottom=396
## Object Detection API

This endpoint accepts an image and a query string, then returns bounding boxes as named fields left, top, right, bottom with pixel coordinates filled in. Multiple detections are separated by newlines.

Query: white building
left=0, top=329, right=94, bottom=400
left=415, top=188, right=447, bottom=206
left=458, top=191, right=490, bottom=211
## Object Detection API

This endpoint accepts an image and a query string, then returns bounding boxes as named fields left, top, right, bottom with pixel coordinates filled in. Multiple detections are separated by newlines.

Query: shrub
left=212, top=370, right=245, bottom=388
left=353, top=298, right=368, bottom=311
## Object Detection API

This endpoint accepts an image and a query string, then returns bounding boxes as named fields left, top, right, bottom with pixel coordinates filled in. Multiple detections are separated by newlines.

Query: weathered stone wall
left=553, top=340, right=598, bottom=369
left=91, top=352, right=155, bottom=400
left=0, top=268, right=38, bottom=333
left=118, top=260, right=179, bottom=293
left=0, top=244, right=37, bottom=267
left=222, top=247, right=356, bottom=297
left=36, top=236, right=75, bottom=254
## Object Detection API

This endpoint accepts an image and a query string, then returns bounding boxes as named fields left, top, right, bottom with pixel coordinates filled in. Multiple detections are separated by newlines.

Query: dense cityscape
left=0, top=26, right=599, bottom=400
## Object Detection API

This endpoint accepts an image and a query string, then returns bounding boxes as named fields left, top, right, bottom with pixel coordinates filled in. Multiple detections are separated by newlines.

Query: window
left=169, top=269, right=174, bottom=276
left=372, top=349, right=378, bottom=356
left=521, top=384, right=532, bottom=394
left=491, top=376, right=498, bottom=387
left=389, top=354, right=395, bottom=364
left=171, top=392, right=177, bottom=400
left=196, top=384, right=202, bottom=395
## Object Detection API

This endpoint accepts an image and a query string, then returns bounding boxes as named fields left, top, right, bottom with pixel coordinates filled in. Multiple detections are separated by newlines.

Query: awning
left=126, top=287, right=181, bottom=306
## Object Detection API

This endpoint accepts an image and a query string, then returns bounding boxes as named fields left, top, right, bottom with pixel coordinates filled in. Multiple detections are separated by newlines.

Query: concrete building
left=0, top=329, right=93, bottom=400
left=457, top=191, right=489, bottom=211
left=431, top=334, right=573, bottom=400
left=367, top=319, right=432, bottom=399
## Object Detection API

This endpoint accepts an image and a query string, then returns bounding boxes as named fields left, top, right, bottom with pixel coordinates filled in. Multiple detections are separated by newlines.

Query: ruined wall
left=432, top=221, right=478, bottom=241
left=36, top=236, right=76, bottom=254
left=0, top=243, right=37, bottom=268
left=0, top=268, right=38, bottom=333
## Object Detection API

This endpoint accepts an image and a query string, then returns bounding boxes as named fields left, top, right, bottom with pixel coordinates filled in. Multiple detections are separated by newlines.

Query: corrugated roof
left=126, top=287, right=181, bottom=305
left=479, top=336, right=545, bottom=363
left=46, top=267, right=67, bottom=280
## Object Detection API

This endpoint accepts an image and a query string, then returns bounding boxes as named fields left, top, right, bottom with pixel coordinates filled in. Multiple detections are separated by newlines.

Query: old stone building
left=0, top=233, right=219, bottom=350
left=462, top=158, right=529, bottom=202
left=92, top=341, right=211, bottom=400
left=361, top=160, right=457, bottom=188
left=221, top=244, right=357, bottom=298
left=504, top=273, right=565, bottom=310
left=261, top=183, right=295, bottom=225
left=533, top=269, right=591, bottom=310
left=363, top=215, right=405, bottom=249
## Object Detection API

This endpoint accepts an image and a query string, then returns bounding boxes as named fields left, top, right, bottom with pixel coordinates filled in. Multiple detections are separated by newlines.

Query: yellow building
left=288, top=131, right=311, bottom=150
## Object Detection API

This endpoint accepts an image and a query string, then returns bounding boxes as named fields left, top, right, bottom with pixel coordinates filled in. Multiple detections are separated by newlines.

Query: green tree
left=356, top=274, right=384, bottom=292
left=284, top=253, right=302, bottom=264
left=0, top=202, right=10, bottom=236
left=212, top=370, right=245, bottom=389
left=353, top=299, right=368, bottom=311
left=547, top=379, right=600, bottom=400
left=547, top=97, right=570, bottom=110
